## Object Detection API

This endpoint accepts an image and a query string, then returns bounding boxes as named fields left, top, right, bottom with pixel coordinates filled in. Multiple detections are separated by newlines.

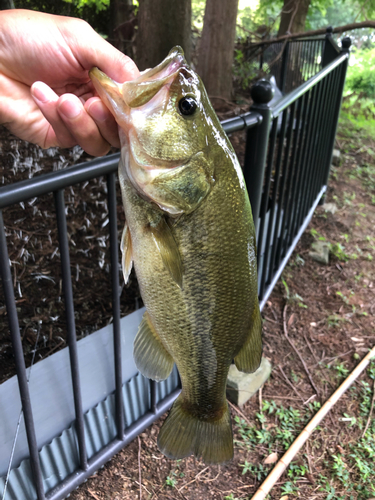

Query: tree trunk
left=136, top=0, right=191, bottom=71
left=109, top=0, right=136, bottom=57
left=277, top=0, right=311, bottom=37
left=196, top=0, right=239, bottom=100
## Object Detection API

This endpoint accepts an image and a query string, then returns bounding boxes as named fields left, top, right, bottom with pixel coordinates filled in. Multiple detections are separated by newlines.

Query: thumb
left=71, top=20, right=140, bottom=83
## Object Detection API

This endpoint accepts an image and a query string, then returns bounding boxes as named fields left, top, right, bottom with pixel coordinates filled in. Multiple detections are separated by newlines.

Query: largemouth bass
left=90, top=47, right=262, bottom=464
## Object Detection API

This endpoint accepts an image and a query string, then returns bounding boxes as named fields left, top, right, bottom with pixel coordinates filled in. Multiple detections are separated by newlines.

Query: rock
left=332, top=149, right=341, bottom=166
left=309, top=240, right=330, bottom=264
left=226, top=357, right=272, bottom=407
left=322, top=202, right=338, bottom=214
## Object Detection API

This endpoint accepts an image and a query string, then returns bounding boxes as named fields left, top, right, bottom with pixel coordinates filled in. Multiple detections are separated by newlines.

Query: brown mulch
left=0, top=119, right=374, bottom=499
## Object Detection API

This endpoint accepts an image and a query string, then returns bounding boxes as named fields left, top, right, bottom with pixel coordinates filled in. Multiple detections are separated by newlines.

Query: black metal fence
left=244, top=26, right=341, bottom=93
left=0, top=36, right=350, bottom=500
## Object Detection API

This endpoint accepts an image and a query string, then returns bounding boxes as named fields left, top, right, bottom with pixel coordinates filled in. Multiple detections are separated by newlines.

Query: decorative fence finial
left=251, top=79, right=274, bottom=105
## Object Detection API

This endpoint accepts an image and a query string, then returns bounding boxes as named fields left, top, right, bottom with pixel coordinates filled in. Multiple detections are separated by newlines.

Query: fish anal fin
left=234, top=303, right=263, bottom=373
left=149, top=218, right=183, bottom=288
left=120, top=221, right=133, bottom=284
left=157, top=395, right=233, bottom=464
left=134, top=311, right=174, bottom=381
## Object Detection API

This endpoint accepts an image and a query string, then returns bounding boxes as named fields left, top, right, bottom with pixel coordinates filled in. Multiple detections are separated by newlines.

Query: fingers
left=31, top=82, right=119, bottom=155
left=31, top=81, right=77, bottom=149
left=73, top=20, right=140, bottom=82
left=85, top=97, right=120, bottom=148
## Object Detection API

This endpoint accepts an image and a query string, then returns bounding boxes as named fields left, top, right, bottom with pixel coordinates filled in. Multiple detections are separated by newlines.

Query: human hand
left=0, top=9, right=139, bottom=156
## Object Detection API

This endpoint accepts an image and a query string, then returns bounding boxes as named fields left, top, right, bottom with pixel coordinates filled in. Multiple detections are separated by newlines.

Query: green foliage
left=14, top=0, right=110, bottom=34
left=346, top=48, right=375, bottom=98
left=340, top=47, right=375, bottom=137
left=192, top=0, right=206, bottom=32
left=240, top=461, right=268, bottom=480
left=233, top=49, right=263, bottom=90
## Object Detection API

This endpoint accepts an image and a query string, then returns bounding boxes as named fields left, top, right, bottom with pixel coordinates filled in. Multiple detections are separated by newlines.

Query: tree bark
left=136, top=0, right=191, bottom=71
left=277, top=0, right=311, bottom=37
left=109, top=0, right=136, bottom=56
left=197, top=0, right=239, bottom=99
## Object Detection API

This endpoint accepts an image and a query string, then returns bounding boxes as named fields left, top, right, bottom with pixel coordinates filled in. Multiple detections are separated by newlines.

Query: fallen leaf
left=310, top=322, right=317, bottom=327
left=264, top=452, right=278, bottom=464
left=280, top=496, right=289, bottom=500
left=351, top=337, right=362, bottom=342
left=287, top=313, right=295, bottom=328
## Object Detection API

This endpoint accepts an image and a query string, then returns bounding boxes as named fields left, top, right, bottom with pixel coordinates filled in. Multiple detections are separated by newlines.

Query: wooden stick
left=250, top=346, right=375, bottom=500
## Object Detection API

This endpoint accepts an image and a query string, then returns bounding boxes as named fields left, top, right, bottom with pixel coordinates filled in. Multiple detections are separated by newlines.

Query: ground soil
left=0, top=116, right=374, bottom=499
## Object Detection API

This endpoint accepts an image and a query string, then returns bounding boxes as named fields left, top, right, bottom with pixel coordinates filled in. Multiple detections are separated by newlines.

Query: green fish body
left=90, top=47, right=262, bottom=464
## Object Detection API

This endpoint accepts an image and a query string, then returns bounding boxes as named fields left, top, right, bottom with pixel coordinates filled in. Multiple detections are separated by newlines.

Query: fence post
left=244, top=79, right=274, bottom=233
left=322, top=26, right=340, bottom=66
left=321, top=37, right=351, bottom=199
left=279, top=40, right=290, bottom=92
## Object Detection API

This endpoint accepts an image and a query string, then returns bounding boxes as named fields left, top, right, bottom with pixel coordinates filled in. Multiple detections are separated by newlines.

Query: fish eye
left=178, top=96, right=197, bottom=116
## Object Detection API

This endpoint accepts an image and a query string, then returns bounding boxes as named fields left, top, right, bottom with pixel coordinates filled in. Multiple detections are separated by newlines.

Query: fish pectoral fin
left=120, top=221, right=133, bottom=284
left=134, top=311, right=174, bottom=381
left=234, top=303, right=263, bottom=373
left=149, top=217, right=183, bottom=288
left=158, top=395, right=233, bottom=464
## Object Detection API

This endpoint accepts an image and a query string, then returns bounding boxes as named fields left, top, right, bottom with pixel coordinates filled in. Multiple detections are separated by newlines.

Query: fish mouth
left=138, top=46, right=186, bottom=82
left=90, top=47, right=188, bottom=112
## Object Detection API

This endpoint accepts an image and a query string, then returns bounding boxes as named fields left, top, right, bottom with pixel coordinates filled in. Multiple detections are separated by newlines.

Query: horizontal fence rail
left=0, top=39, right=350, bottom=500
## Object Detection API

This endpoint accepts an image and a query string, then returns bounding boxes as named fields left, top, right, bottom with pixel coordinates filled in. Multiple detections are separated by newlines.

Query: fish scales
left=90, top=46, right=262, bottom=464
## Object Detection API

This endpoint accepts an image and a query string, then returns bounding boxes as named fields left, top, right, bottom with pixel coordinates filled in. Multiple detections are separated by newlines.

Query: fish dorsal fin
left=133, top=311, right=174, bottom=381
left=120, top=221, right=133, bottom=284
left=149, top=217, right=183, bottom=288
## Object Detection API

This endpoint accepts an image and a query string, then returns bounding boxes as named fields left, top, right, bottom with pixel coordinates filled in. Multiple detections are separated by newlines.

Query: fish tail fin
left=157, top=394, right=233, bottom=464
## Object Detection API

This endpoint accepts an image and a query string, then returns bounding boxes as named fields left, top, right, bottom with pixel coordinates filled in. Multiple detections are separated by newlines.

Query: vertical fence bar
left=150, top=380, right=158, bottom=414
left=295, top=84, right=319, bottom=229
left=322, top=26, right=340, bottom=67
left=321, top=38, right=351, bottom=189
left=0, top=211, right=46, bottom=500
left=279, top=41, right=290, bottom=93
left=258, top=118, right=278, bottom=299
left=107, top=172, right=125, bottom=441
left=311, top=64, right=336, bottom=203
left=275, top=96, right=304, bottom=268
left=263, top=108, right=288, bottom=286
left=244, top=80, right=274, bottom=233
left=288, top=89, right=313, bottom=243
left=54, top=189, right=88, bottom=471
left=299, top=80, right=323, bottom=221
left=318, top=67, right=340, bottom=186
left=269, top=102, right=296, bottom=275
left=308, top=75, right=330, bottom=204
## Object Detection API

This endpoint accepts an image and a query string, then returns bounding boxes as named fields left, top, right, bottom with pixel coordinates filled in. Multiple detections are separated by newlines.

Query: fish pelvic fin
left=134, top=311, right=174, bottom=381
left=157, top=395, right=233, bottom=464
left=120, top=221, right=133, bottom=284
left=234, top=302, right=263, bottom=373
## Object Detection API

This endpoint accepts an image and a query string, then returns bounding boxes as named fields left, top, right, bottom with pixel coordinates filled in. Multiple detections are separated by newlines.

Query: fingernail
left=59, top=99, right=82, bottom=119
left=87, top=101, right=108, bottom=122
left=31, top=82, right=57, bottom=103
